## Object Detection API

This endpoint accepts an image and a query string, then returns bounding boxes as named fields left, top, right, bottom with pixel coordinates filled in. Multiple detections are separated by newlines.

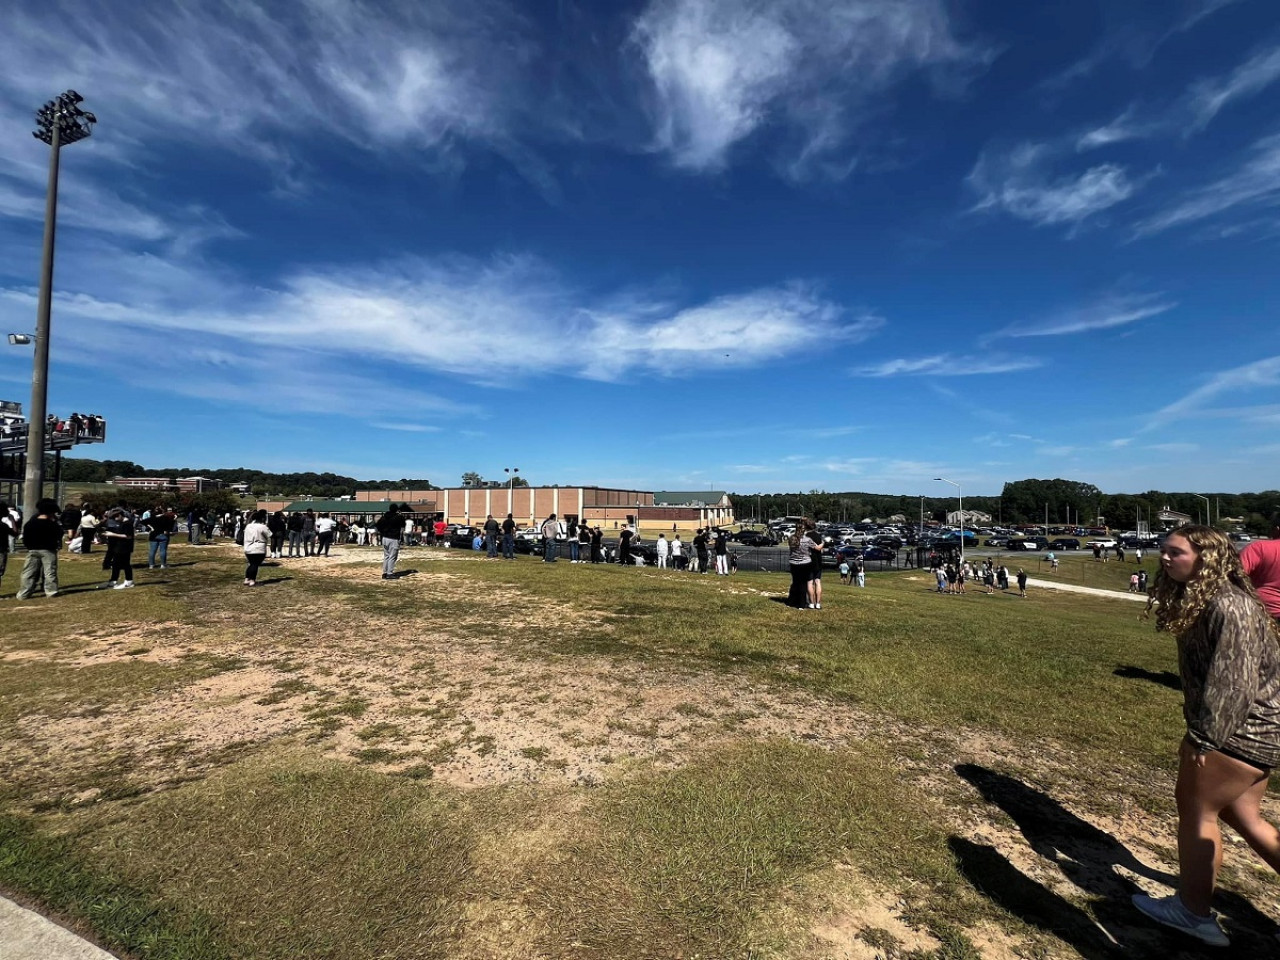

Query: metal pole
left=22, top=118, right=61, bottom=512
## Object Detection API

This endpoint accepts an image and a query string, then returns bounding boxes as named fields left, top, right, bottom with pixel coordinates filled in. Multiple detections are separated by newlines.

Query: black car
left=733, top=530, right=779, bottom=547
left=872, top=535, right=903, bottom=549
left=1048, top=538, right=1081, bottom=550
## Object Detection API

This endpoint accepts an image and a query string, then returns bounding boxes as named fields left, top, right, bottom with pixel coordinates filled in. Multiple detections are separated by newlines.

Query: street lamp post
left=22, top=91, right=96, bottom=512
left=1194, top=494, right=1210, bottom=527
left=934, top=477, right=963, bottom=565
left=503, top=467, right=519, bottom=515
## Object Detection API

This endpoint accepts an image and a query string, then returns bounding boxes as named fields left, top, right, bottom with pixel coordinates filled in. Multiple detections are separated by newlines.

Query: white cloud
left=1076, top=110, right=1150, bottom=151
left=988, top=292, right=1176, bottom=340
left=1135, top=134, right=1280, bottom=235
left=852, top=354, right=1040, bottom=377
left=1144, top=355, right=1280, bottom=429
left=632, top=0, right=982, bottom=175
left=968, top=143, right=1142, bottom=227
left=1186, top=45, right=1280, bottom=131
left=0, top=249, right=866, bottom=409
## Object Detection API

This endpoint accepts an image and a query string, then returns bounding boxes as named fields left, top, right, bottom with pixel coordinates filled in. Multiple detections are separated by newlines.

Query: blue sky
left=0, top=0, right=1277, bottom=496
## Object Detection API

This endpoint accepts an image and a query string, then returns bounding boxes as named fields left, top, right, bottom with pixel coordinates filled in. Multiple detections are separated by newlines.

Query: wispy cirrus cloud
left=632, top=0, right=985, bottom=176
left=1135, top=133, right=1280, bottom=235
left=1143, top=355, right=1280, bottom=430
left=0, top=249, right=869, bottom=411
left=967, top=142, right=1146, bottom=227
left=1186, top=44, right=1280, bottom=132
left=986, top=292, right=1176, bottom=341
left=852, top=354, right=1040, bottom=377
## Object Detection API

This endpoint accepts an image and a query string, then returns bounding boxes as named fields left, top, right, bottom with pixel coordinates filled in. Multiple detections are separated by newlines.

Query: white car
left=1087, top=538, right=1118, bottom=550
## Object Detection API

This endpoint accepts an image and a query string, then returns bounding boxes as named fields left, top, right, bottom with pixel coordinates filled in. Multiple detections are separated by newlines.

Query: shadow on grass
left=954, top=764, right=1277, bottom=957
left=1113, top=665, right=1180, bottom=691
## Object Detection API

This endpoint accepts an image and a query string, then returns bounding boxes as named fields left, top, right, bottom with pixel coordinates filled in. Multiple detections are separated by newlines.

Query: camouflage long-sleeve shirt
left=1178, top=584, right=1280, bottom=767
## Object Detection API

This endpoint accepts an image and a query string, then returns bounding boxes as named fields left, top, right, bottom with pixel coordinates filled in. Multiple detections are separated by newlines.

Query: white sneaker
left=1132, top=893, right=1229, bottom=947
left=114, top=581, right=135, bottom=590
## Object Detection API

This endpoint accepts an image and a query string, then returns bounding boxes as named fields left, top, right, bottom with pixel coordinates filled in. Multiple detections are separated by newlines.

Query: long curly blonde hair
left=1145, top=525, right=1271, bottom=636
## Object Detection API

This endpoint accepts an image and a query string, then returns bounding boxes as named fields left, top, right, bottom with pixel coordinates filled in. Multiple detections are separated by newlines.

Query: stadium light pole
left=504, top=467, right=519, bottom=515
left=934, top=477, right=963, bottom=565
left=23, top=91, right=96, bottom=513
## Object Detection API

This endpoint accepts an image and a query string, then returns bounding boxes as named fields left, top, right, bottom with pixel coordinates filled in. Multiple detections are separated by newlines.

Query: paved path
left=1025, top=577, right=1147, bottom=601
left=0, top=895, right=118, bottom=960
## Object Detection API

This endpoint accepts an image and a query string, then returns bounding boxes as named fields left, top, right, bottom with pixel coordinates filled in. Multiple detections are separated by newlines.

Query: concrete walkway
left=0, top=895, right=119, bottom=960
left=1024, top=577, right=1148, bottom=601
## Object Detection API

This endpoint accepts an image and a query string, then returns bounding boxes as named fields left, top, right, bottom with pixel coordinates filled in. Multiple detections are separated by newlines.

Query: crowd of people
left=4, top=494, right=1280, bottom=947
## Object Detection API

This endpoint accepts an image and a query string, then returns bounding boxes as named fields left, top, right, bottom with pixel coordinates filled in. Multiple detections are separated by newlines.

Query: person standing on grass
left=1242, top=515, right=1280, bottom=626
left=670, top=533, right=683, bottom=570
left=301, top=508, right=317, bottom=556
left=242, top=509, right=271, bottom=586
left=286, top=510, right=303, bottom=557
left=541, top=513, right=559, bottom=563
left=102, top=507, right=136, bottom=589
left=855, top=555, right=865, bottom=589
left=1132, top=526, right=1280, bottom=948
left=501, top=513, right=516, bottom=560
left=147, top=507, right=176, bottom=569
left=1016, top=567, right=1027, bottom=598
left=78, top=506, right=99, bottom=554
left=807, top=533, right=823, bottom=608
left=16, top=498, right=62, bottom=599
left=714, top=529, right=729, bottom=575
left=484, top=514, right=500, bottom=559
left=656, top=533, right=669, bottom=568
left=315, top=512, right=336, bottom=556
left=268, top=510, right=287, bottom=558
left=785, top=521, right=817, bottom=608
left=375, top=505, right=403, bottom=579
left=694, top=528, right=709, bottom=575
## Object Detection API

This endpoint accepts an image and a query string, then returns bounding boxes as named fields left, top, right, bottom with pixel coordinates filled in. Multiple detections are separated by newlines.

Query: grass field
left=2, top=541, right=1277, bottom=959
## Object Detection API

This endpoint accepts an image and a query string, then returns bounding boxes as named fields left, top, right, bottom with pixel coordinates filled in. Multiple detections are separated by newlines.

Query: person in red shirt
left=1241, top=515, right=1280, bottom=623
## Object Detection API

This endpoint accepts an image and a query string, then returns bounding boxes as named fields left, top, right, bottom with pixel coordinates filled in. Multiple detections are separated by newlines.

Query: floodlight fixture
left=8, top=334, right=33, bottom=346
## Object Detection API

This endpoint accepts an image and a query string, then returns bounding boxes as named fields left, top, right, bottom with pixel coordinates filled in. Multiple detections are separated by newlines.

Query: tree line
left=51, top=457, right=435, bottom=499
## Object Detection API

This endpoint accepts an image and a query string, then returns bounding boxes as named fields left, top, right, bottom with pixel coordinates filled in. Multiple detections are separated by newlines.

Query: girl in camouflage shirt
left=1133, top=525, right=1280, bottom=946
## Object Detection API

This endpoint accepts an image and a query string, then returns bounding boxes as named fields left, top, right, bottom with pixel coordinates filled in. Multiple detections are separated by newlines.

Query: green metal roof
left=652, top=491, right=729, bottom=506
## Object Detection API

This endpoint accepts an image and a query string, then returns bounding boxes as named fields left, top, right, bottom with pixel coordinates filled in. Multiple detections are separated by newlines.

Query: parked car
left=984, top=537, right=1009, bottom=548
left=860, top=546, right=897, bottom=562
left=872, top=535, right=903, bottom=549
left=733, top=530, right=778, bottom=546
left=1048, top=538, right=1081, bottom=551
left=1006, top=537, right=1048, bottom=551
left=1087, top=538, right=1118, bottom=550
left=447, top=526, right=480, bottom=549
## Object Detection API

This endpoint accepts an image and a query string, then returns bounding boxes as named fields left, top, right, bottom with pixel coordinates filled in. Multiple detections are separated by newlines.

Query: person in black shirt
left=17, top=498, right=62, bottom=599
left=375, top=505, right=402, bottom=579
left=501, top=513, right=516, bottom=559
left=103, top=507, right=137, bottom=589
left=618, top=526, right=634, bottom=565
left=147, top=507, right=177, bottom=569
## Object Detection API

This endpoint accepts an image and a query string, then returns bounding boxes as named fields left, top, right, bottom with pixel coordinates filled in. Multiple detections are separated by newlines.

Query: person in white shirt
left=315, top=513, right=337, bottom=557
left=670, top=534, right=683, bottom=570
left=78, top=509, right=98, bottom=554
left=656, top=533, right=670, bottom=568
